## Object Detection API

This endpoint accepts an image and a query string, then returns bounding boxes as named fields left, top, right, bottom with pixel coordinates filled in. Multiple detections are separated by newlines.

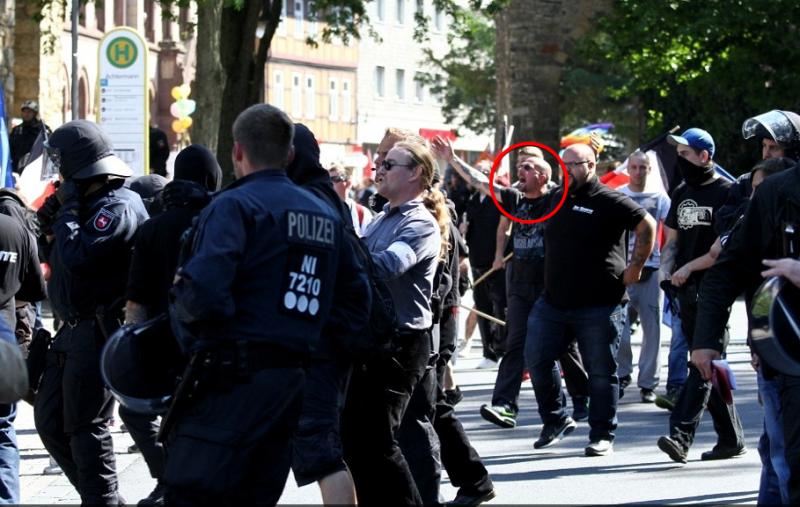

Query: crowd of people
left=0, top=100, right=798, bottom=507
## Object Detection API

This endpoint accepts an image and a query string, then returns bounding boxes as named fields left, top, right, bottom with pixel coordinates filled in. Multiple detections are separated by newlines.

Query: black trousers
left=341, top=331, right=431, bottom=506
left=434, top=312, right=493, bottom=498
left=163, top=367, right=306, bottom=505
left=669, top=285, right=744, bottom=450
left=33, top=320, right=120, bottom=506
left=118, top=406, right=164, bottom=480
left=494, top=280, right=588, bottom=412
left=471, top=267, right=507, bottom=360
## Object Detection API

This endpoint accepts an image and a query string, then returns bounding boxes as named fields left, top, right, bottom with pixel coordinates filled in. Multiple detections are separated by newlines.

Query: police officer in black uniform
left=692, top=110, right=800, bottom=502
left=9, top=100, right=50, bottom=174
left=163, top=104, right=343, bottom=505
left=33, top=119, right=148, bottom=506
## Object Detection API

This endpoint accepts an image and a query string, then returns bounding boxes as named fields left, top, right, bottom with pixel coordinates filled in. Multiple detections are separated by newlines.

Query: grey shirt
left=364, top=198, right=442, bottom=330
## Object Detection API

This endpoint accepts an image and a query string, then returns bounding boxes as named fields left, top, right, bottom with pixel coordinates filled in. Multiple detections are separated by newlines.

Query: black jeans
left=163, top=367, right=306, bottom=505
left=494, top=281, right=588, bottom=412
left=668, top=284, right=743, bottom=450
left=118, top=406, right=164, bottom=480
left=434, top=340, right=493, bottom=499
left=342, top=331, right=431, bottom=506
left=33, top=320, right=120, bottom=506
left=471, top=267, right=507, bottom=360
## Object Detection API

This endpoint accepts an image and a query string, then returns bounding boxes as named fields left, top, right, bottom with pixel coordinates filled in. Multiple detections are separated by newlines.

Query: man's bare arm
left=493, top=216, right=511, bottom=271
left=430, top=135, right=506, bottom=202
left=629, top=215, right=656, bottom=269
left=659, top=226, right=679, bottom=281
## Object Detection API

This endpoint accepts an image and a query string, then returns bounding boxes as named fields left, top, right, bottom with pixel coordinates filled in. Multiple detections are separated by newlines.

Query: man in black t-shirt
left=656, top=128, right=745, bottom=464
left=431, top=139, right=594, bottom=433
left=526, top=143, right=654, bottom=457
left=122, top=144, right=221, bottom=506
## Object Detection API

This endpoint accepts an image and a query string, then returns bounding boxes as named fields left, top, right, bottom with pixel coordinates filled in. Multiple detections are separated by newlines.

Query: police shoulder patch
left=92, top=207, right=118, bottom=232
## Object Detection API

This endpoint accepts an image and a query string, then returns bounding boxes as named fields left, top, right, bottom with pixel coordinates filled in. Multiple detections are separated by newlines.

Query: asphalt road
left=18, top=297, right=763, bottom=505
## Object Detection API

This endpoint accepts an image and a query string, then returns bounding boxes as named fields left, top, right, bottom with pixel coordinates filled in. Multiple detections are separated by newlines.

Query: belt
left=209, top=341, right=309, bottom=377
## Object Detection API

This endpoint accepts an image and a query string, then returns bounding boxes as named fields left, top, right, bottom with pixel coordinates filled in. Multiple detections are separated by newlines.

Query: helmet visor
left=742, top=110, right=800, bottom=144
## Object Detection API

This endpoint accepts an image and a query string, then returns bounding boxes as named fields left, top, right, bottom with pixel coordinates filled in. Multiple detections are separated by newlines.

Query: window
left=308, top=1, right=318, bottom=37
left=294, top=0, right=304, bottom=38
left=396, top=0, right=404, bottom=24
left=305, top=75, right=316, bottom=119
left=328, top=79, right=338, bottom=120
left=273, top=72, right=285, bottom=109
left=341, top=80, right=351, bottom=121
left=415, top=0, right=424, bottom=16
left=414, top=74, right=424, bottom=103
left=277, top=0, right=287, bottom=35
left=376, top=0, right=385, bottom=22
left=434, top=8, right=443, bottom=31
left=395, top=69, right=405, bottom=101
left=144, top=0, right=155, bottom=40
left=375, top=66, right=385, bottom=98
left=292, top=73, right=303, bottom=118
left=96, top=0, right=105, bottom=31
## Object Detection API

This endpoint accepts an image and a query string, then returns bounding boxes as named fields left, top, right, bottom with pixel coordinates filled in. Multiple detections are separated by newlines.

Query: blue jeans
left=525, top=298, right=623, bottom=442
left=0, top=404, right=19, bottom=504
left=666, top=312, right=689, bottom=393
left=758, top=369, right=790, bottom=505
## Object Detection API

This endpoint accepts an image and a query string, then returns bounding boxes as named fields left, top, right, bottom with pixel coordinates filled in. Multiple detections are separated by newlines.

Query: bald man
left=524, top=143, right=655, bottom=457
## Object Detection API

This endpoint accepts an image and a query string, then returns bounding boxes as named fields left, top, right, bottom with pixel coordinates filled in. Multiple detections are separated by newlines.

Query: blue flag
left=0, top=85, right=14, bottom=188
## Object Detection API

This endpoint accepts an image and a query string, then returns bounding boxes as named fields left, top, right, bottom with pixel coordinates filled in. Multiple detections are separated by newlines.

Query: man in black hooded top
left=122, top=144, right=222, bottom=506
left=285, top=124, right=371, bottom=505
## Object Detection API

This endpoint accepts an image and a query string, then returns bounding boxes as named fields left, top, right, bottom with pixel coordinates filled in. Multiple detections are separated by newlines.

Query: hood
left=174, top=144, right=223, bottom=191
left=285, top=123, right=330, bottom=187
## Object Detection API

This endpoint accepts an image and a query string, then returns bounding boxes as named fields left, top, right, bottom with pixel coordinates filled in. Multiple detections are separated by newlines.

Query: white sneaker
left=585, top=439, right=614, bottom=457
left=476, top=357, right=498, bottom=370
left=457, top=340, right=473, bottom=358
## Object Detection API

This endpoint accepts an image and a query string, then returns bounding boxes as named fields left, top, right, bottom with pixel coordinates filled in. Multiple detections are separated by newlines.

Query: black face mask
left=677, top=156, right=715, bottom=186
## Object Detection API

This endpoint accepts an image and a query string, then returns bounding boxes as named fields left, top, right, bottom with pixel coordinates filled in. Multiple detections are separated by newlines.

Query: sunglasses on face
left=376, top=160, right=417, bottom=172
left=330, top=175, right=348, bottom=183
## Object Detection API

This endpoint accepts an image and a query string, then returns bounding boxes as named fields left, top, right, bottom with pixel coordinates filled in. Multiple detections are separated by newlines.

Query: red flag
left=362, top=148, right=373, bottom=182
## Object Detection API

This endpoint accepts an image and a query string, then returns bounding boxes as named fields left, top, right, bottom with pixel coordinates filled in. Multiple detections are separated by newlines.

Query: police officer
left=9, top=100, right=50, bottom=174
left=692, top=110, right=800, bottom=503
left=163, top=104, right=343, bottom=505
left=122, top=144, right=221, bottom=506
left=33, top=119, right=148, bottom=506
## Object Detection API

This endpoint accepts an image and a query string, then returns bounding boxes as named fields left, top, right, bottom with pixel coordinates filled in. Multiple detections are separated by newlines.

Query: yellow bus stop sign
left=106, top=37, right=138, bottom=69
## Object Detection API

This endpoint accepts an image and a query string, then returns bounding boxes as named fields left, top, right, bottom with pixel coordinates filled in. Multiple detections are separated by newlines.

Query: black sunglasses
left=330, top=175, right=348, bottom=183
left=376, top=160, right=418, bottom=172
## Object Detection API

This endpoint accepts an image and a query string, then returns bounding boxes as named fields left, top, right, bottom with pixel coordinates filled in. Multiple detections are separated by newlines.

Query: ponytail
left=423, top=188, right=451, bottom=260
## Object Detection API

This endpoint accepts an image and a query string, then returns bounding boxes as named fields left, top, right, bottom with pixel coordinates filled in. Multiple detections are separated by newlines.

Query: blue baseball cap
left=668, top=128, right=715, bottom=159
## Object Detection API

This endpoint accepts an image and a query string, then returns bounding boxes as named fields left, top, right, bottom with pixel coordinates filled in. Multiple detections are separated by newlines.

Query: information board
left=97, top=27, right=149, bottom=176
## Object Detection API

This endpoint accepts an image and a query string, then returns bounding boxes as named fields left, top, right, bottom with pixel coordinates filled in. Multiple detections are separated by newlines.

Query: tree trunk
left=495, top=0, right=612, bottom=169
left=192, top=1, right=225, bottom=153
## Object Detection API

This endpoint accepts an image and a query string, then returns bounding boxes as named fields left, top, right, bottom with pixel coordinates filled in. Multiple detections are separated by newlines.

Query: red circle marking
left=489, top=141, right=570, bottom=224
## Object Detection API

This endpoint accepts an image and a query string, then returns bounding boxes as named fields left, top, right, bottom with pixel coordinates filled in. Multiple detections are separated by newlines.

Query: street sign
left=97, top=27, right=149, bottom=176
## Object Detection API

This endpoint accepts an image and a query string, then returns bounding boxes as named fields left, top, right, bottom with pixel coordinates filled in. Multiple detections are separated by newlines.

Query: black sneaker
left=619, top=375, right=632, bottom=399
left=533, top=416, right=577, bottom=449
left=480, top=404, right=517, bottom=428
left=657, top=435, right=688, bottom=464
left=138, top=481, right=166, bottom=506
left=571, top=396, right=589, bottom=422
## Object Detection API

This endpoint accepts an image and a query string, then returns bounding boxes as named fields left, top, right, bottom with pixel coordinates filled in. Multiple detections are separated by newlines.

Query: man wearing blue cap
left=656, top=128, right=745, bottom=464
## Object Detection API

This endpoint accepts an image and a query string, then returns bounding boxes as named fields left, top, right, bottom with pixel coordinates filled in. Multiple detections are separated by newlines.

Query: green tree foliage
left=417, top=9, right=496, bottom=135
left=573, top=0, right=800, bottom=173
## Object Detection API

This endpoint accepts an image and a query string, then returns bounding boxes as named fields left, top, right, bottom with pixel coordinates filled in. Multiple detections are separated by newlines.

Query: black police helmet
left=750, top=276, right=800, bottom=376
left=100, top=314, right=185, bottom=415
left=742, top=110, right=800, bottom=159
left=46, top=120, right=133, bottom=181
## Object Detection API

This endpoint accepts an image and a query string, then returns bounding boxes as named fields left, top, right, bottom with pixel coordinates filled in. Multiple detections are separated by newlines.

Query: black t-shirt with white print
left=665, top=177, right=731, bottom=286
left=498, top=187, right=550, bottom=285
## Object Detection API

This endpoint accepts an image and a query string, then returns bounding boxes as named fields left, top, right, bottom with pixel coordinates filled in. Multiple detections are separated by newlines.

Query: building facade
left=266, top=0, right=360, bottom=168
left=7, top=0, right=192, bottom=144
left=357, top=0, right=486, bottom=156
